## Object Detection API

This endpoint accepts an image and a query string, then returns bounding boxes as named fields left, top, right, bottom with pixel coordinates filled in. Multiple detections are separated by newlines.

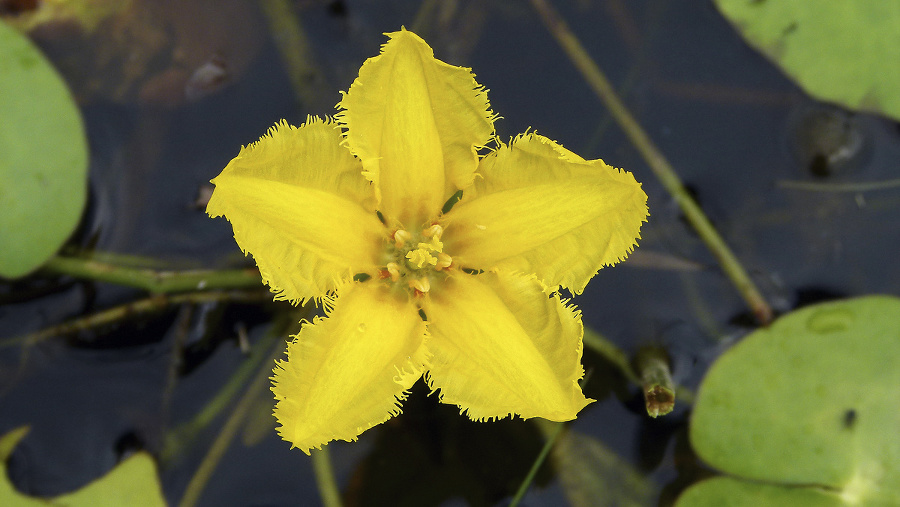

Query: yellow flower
left=207, top=29, right=648, bottom=454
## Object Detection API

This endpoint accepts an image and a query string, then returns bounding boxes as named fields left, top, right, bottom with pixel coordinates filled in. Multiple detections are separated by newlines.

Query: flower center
left=381, top=223, right=452, bottom=295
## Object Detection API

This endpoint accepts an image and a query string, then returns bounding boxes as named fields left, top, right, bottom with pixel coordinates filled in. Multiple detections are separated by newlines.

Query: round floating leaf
left=677, top=477, right=844, bottom=507
left=0, top=19, right=88, bottom=278
left=0, top=427, right=39, bottom=506
left=714, top=1, right=900, bottom=122
left=0, top=426, right=166, bottom=506
left=52, top=452, right=167, bottom=507
left=680, top=296, right=900, bottom=506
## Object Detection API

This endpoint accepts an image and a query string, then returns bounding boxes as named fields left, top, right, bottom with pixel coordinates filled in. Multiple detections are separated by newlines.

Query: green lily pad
left=0, top=19, right=88, bottom=278
left=714, top=1, right=900, bottom=122
left=0, top=426, right=166, bottom=506
left=678, top=296, right=900, bottom=506
left=677, top=477, right=844, bottom=507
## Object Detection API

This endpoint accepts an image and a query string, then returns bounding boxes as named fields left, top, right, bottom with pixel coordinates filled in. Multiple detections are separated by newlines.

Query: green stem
left=511, top=371, right=594, bottom=507
left=312, top=446, right=343, bottom=507
left=509, top=419, right=566, bottom=507
left=530, top=0, right=773, bottom=325
left=43, top=255, right=262, bottom=294
left=582, top=327, right=638, bottom=384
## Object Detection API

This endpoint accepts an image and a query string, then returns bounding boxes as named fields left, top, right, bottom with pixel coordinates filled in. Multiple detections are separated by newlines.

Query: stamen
left=393, top=229, right=412, bottom=248
left=409, top=277, right=430, bottom=294
left=435, top=252, right=452, bottom=270
left=422, top=224, right=443, bottom=239
left=386, top=262, right=401, bottom=281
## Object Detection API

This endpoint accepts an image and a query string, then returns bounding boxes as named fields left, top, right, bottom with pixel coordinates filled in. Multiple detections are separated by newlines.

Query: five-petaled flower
left=207, top=29, right=648, bottom=454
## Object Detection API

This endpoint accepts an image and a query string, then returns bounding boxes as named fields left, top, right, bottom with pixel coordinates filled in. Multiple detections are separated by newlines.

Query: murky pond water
left=2, top=0, right=899, bottom=505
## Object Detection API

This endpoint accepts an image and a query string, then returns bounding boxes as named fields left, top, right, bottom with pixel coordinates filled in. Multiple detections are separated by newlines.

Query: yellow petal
left=442, top=133, right=648, bottom=294
left=337, top=28, right=495, bottom=227
left=272, top=282, right=429, bottom=454
left=207, top=117, right=384, bottom=304
left=423, top=271, right=592, bottom=422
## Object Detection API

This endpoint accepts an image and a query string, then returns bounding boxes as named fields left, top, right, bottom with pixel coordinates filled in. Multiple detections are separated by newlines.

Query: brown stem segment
left=634, top=346, right=675, bottom=418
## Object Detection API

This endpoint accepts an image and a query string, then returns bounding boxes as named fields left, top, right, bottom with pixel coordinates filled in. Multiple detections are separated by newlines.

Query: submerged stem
left=778, top=178, right=900, bottom=192
left=177, top=317, right=294, bottom=507
left=2, top=290, right=269, bottom=350
left=509, top=418, right=566, bottom=507
left=510, top=372, right=593, bottom=507
left=530, top=0, right=773, bottom=325
left=258, top=0, right=325, bottom=107
left=160, top=312, right=290, bottom=464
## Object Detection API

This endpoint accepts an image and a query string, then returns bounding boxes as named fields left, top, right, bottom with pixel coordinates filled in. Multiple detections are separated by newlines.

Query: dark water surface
left=2, top=0, right=899, bottom=505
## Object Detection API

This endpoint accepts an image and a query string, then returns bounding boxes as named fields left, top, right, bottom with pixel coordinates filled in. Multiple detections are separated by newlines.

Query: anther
left=422, top=224, right=443, bottom=239
left=435, top=252, right=452, bottom=270
left=386, top=262, right=401, bottom=282
left=409, top=277, right=430, bottom=294
left=393, top=229, right=412, bottom=248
